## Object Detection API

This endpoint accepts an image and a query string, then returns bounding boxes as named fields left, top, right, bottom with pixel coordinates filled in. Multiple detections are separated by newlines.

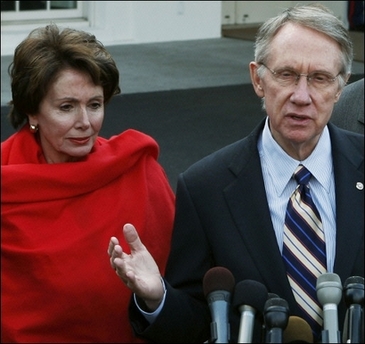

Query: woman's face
left=28, top=68, right=104, bottom=163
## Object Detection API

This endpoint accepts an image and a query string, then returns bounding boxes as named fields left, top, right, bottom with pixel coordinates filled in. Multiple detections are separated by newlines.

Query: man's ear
left=249, top=62, right=264, bottom=97
left=334, top=73, right=352, bottom=102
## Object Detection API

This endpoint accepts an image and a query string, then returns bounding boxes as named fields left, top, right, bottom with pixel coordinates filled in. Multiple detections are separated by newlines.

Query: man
left=108, top=3, right=364, bottom=343
left=331, top=78, right=364, bottom=134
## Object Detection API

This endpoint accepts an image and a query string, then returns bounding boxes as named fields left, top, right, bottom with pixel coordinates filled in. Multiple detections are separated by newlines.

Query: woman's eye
left=60, top=104, right=72, bottom=111
left=90, top=102, right=102, bottom=109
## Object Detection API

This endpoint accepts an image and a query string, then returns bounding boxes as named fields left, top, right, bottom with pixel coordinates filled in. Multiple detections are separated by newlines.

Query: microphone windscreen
left=343, top=276, right=364, bottom=305
left=232, top=279, right=268, bottom=312
left=316, top=272, right=342, bottom=305
left=264, top=296, right=289, bottom=311
left=203, top=266, right=235, bottom=296
left=283, top=316, right=313, bottom=343
left=344, top=276, right=364, bottom=288
left=268, top=292, right=279, bottom=299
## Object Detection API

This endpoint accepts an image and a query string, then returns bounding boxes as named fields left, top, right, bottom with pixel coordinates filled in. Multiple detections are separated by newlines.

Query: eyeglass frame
left=258, top=62, right=342, bottom=88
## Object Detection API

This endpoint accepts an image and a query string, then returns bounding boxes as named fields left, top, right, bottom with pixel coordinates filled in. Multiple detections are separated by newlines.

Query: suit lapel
left=329, top=124, right=364, bottom=280
left=223, top=123, right=297, bottom=308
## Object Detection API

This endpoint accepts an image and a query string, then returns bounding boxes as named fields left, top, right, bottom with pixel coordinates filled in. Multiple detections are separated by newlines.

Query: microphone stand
left=320, top=329, right=341, bottom=344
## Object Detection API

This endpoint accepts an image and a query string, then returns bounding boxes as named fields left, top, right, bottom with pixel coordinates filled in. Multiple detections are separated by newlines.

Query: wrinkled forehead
left=267, top=23, right=342, bottom=72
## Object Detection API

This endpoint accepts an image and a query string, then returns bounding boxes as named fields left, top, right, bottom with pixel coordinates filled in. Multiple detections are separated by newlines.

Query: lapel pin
left=356, top=182, right=363, bottom=190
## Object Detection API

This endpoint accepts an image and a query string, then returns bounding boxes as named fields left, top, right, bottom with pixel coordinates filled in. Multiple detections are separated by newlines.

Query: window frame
left=1, top=1, right=83, bottom=22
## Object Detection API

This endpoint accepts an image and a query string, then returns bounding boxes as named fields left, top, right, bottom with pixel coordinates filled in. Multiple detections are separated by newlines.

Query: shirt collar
left=262, top=117, right=333, bottom=194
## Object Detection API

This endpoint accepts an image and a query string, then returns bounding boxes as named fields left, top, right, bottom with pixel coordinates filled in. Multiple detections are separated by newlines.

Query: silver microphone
left=316, top=272, right=342, bottom=343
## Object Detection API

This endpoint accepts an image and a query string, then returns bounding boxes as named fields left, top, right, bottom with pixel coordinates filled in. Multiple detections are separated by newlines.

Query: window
left=1, top=1, right=83, bottom=22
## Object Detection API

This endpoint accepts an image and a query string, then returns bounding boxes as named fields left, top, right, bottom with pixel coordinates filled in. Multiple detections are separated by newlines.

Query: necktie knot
left=294, top=164, right=311, bottom=186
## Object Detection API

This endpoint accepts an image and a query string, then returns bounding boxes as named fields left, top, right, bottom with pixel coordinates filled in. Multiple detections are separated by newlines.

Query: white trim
left=1, top=1, right=83, bottom=22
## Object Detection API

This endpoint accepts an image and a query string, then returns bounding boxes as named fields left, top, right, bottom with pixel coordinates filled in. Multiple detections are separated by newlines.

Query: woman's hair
left=254, top=3, right=353, bottom=88
left=8, top=23, right=121, bottom=129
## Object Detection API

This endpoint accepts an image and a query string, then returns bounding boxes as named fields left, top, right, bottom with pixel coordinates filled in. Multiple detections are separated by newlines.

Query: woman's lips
left=68, top=137, right=91, bottom=145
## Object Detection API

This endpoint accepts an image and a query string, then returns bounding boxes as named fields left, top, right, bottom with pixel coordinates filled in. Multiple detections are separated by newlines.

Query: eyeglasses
left=260, top=63, right=340, bottom=89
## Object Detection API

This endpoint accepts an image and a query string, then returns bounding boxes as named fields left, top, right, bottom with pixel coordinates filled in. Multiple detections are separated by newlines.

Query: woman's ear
left=27, top=114, right=38, bottom=126
left=27, top=114, right=39, bottom=131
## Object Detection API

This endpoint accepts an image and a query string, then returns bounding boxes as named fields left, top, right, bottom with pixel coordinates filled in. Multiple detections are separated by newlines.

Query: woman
left=1, top=24, right=175, bottom=343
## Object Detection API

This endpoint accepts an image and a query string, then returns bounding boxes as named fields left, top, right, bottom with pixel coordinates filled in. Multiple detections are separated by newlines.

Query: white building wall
left=1, top=1, right=222, bottom=56
left=131, top=1, right=222, bottom=43
left=223, top=1, right=348, bottom=26
left=1, top=1, right=349, bottom=57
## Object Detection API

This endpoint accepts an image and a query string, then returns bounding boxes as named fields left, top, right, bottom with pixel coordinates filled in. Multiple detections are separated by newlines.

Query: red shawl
left=1, top=126, right=175, bottom=343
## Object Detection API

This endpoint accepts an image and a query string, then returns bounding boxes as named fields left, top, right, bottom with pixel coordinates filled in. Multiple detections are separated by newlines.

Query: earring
left=29, top=124, right=38, bottom=133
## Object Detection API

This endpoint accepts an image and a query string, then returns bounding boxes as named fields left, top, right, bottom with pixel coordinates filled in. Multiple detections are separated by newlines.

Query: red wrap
left=1, top=126, right=175, bottom=343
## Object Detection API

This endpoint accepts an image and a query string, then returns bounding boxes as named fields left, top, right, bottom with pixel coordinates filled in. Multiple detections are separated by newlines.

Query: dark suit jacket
left=129, top=119, right=364, bottom=343
left=331, top=78, right=364, bottom=134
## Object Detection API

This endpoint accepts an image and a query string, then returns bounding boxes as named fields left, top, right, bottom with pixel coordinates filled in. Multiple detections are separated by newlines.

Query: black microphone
left=316, top=272, right=342, bottom=343
left=283, top=316, right=313, bottom=343
left=232, top=279, right=268, bottom=343
left=261, top=293, right=280, bottom=342
left=203, top=267, right=235, bottom=343
left=342, top=276, right=364, bottom=343
left=263, top=297, right=290, bottom=343
left=268, top=292, right=280, bottom=299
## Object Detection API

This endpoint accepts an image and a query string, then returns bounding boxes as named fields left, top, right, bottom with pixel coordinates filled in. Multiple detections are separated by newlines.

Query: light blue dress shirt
left=258, top=117, right=336, bottom=272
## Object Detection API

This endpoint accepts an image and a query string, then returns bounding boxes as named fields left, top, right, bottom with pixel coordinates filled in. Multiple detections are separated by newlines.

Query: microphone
left=342, top=276, right=364, bottom=344
left=263, top=297, right=290, bottom=343
left=232, top=279, right=268, bottom=343
left=316, top=272, right=342, bottom=343
left=261, top=293, right=280, bottom=342
left=283, top=316, right=313, bottom=343
left=268, top=292, right=280, bottom=299
left=203, top=267, right=235, bottom=343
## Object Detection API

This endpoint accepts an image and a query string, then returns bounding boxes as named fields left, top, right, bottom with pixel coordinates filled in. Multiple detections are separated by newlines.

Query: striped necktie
left=282, top=164, right=327, bottom=339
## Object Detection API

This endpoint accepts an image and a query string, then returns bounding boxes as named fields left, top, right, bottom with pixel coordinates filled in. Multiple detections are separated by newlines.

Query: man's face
left=250, top=23, right=344, bottom=159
